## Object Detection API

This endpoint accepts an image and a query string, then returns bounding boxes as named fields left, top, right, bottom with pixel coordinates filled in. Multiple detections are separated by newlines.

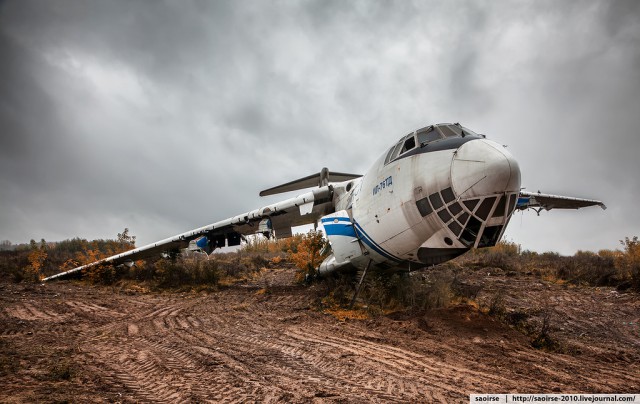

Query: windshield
left=417, top=126, right=442, bottom=145
left=386, top=123, right=481, bottom=165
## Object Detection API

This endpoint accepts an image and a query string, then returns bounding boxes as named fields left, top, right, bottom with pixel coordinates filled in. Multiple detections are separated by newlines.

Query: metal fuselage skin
left=327, top=136, right=521, bottom=272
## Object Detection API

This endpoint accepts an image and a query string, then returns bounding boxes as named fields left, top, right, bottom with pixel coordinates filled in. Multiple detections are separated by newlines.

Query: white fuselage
left=324, top=135, right=521, bottom=273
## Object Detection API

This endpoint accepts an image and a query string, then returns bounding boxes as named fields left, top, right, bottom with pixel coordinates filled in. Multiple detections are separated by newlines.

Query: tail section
left=259, top=167, right=361, bottom=197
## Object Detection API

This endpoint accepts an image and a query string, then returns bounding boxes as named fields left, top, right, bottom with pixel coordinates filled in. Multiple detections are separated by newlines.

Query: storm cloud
left=1, top=0, right=639, bottom=254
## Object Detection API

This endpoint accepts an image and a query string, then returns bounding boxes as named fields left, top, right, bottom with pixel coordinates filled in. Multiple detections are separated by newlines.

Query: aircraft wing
left=43, top=186, right=334, bottom=281
left=516, top=191, right=606, bottom=212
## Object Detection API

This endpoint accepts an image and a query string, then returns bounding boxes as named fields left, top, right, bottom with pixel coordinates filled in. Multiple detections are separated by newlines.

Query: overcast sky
left=1, top=0, right=639, bottom=255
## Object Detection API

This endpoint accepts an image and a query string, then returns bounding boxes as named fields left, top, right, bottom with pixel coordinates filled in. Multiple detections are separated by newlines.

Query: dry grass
left=313, top=268, right=462, bottom=316
left=456, top=240, right=636, bottom=290
left=323, top=308, right=371, bottom=321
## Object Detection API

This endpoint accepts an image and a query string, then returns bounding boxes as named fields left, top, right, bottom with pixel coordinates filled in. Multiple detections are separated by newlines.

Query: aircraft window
left=461, top=126, right=479, bottom=136
left=448, top=202, right=462, bottom=216
left=448, top=221, right=462, bottom=237
left=400, top=134, right=416, bottom=154
left=492, top=195, right=507, bottom=218
left=417, top=128, right=442, bottom=145
left=429, top=192, right=444, bottom=210
left=417, top=125, right=433, bottom=133
left=387, top=140, right=404, bottom=163
left=384, top=147, right=395, bottom=165
left=441, top=187, right=455, bottom=203
left=416, top=197, right=433, bottom=217
left=457, top=212, right=469, bottom=226
left=463, top=199, right=480, bottom=212
left=460, top=216, right=482, bottom=247
left=438, top=209, right=452, bottom=223
left=437, top=125, right=461, bottom=138
left=476, top=197, right=496, bottom=220
left=478, top=225, right=503, bottom=248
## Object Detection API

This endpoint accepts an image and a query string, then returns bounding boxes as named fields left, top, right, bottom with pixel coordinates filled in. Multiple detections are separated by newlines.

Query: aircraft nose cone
left=451, top=139, right=521, bottom=198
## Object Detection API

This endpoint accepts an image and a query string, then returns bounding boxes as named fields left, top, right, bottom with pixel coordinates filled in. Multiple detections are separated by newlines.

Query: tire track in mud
left=2, top=275, right=639, bottom=403
left=194, top=331, right=351, bottom=400
left=77, top=297, right=220, bottom=403
left=282, top=327, right=493, bottom=397
left=224, top=294, right=503, bottom=398
left=85, top=338, right=216, bottom=403
left=236, top=329, right=447, bottom=401
left=5, top=301, right=67, bottom=322
left=164, top=295, right=457, bottom=402
left=116, top=294, right=390, bottom=402
left=146, top=309, right=316, bottom=401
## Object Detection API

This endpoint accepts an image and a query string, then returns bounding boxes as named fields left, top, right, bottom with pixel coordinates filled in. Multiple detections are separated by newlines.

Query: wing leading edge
left=516, top=191, right=606, bottom=212
left=43, top=186, right=334, bottom=282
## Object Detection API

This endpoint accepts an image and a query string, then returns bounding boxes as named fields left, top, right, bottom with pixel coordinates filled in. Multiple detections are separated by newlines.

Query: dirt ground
left=1, top=267, right=639, bottom=403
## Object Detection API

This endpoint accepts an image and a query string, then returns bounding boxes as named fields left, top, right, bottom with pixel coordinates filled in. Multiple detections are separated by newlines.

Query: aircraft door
left=321, top=210, right=364, bottom=264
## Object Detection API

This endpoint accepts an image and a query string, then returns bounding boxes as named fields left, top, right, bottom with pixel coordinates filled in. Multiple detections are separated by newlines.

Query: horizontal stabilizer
left=259, top=167, right=361, bottom=196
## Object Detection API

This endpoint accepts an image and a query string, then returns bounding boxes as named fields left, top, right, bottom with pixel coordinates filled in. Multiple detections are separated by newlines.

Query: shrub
left=321, top=269, right=457, bottom=313
left=616, top=236, right=640, bottom=292
left=22, top=239, right=48, bottom=283
left=216, top=253, right=251, bottom=278
left=556, top=251, right=617, bottom=286
left=464, top=240, right=521, bottom=272
left=0, top=250, right=29, bottom=283
left=487, top=291, right=506, bottom=317
left=85, top=264, right=119, bottom=285
left=288, top=230, right=329, bottom=282
left=152, top=257, right=221, bottom=288
left=530, top=312, right=561, bottom=351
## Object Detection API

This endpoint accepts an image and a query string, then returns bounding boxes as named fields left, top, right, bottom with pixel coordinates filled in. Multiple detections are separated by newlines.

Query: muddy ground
left=1, top=267, right=639, bottom=403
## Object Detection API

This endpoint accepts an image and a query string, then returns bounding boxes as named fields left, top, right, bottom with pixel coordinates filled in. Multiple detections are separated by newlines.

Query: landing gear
left=349, top=259, right=372, bottom=309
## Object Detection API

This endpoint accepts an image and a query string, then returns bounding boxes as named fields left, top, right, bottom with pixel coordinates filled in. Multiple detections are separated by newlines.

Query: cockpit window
left=385, top=123, right=480, bottom=165
left=386, top=139, right=404, bottom=164
left=384, top=146, right=395, bottom=165
left=437, top=124, right=463, bottom=138
left=400, top=134, right=416, bottom=154
left=385, top=134, right=416, bottom=164
left=417, top=127, right=442, bottom=145
left=461, top=126, right=479, bottom=136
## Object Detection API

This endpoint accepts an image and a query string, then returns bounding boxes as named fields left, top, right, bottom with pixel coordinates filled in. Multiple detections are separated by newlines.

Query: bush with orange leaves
left=23, top=239, right=48, bottom=282
left=78, top=228, right=137, bottom=285
left=288, top=230, right=329, bottom=282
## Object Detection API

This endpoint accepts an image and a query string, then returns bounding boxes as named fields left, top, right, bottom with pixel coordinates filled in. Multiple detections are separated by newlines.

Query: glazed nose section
left=451, top=139, right=521, bottom=198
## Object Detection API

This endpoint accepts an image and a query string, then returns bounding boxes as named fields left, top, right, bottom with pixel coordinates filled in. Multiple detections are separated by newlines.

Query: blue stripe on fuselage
left=352, top=221, right=401, bottom=263
left=321, top=215, right=401, bottom=263
left=324, top=222, right=358, bottom=238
